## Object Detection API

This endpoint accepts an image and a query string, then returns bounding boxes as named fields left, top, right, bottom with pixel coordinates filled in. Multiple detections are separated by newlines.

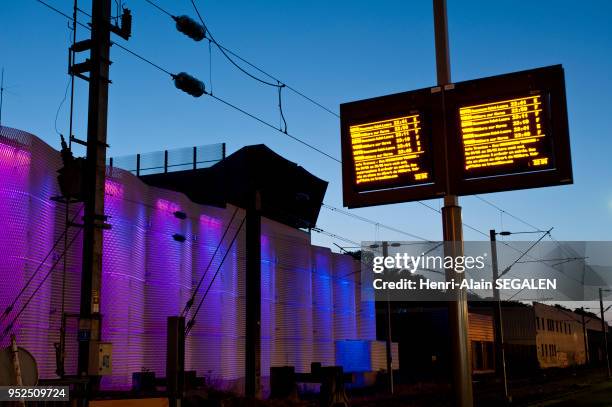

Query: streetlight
left=489, top=230, right=510, bottom=404
left=498, top=230, right=549, bottom=236
left=489, top=227, right=551, bottom=404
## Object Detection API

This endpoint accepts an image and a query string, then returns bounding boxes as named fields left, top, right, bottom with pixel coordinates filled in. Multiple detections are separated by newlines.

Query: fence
left=108, top=143, right=226, bottom=176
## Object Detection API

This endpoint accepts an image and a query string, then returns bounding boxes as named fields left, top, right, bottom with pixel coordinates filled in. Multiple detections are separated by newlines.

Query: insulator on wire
left=173, top=72, right=206, bottom=97
left=173, top=15, right=206, bottom=41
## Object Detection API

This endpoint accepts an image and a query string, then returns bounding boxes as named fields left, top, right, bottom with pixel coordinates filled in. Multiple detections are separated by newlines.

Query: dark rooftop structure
left=141, top=144, right=328, bottom=230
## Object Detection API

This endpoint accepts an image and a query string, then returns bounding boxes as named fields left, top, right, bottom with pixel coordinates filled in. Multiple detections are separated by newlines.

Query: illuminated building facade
left=0, top=126, right=377, bottom=393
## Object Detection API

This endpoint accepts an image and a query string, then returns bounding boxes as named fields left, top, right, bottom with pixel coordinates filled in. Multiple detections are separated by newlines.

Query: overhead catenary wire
left=474, top=194, right=571, bottom=257
left=54, top=78, right=71, bottom=136
left=475, top=195, right=541, bottom=232
left=321, top=203, right=433, bottom=242
left=0, top=205, right=84, bottom=325
left=67, top=0, right=78, bottom=149
left=186, top=214, right=247, bottom=335
left=1, top=225, right=83, bottom=341
left=35, top=0, right=90, bottom=30
left=206, top=92, right=339, bottom=162
left=35, top=0, right=501, bottom=243
left=181, top=206, right=240, bottom=318
left=143, top=0, right=172, bottom=18
left=36, top=0, right=562, bottom=259
left=38, top=1, right=334, bottom=160
left=143, top=0, right=340, bottom=117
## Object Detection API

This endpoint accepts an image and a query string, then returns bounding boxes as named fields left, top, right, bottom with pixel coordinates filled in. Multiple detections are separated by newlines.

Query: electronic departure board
left=340, top=87, right=447, bottom=208
left=340, top=65, right=572, bottom=208
left=459, top=94, right=553, bottom=178
left=446, top=65, right=572, bottom=196
left=350, top=113, right=431, bottom=190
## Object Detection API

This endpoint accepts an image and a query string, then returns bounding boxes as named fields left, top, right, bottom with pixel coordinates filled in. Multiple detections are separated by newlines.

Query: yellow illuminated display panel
left=349, top=114, right=431, bottom=189
left=459, top=95, right=553, bottom=177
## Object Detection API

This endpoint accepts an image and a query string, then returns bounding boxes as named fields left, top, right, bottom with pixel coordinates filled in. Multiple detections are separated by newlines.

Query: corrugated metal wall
left=0, top=126, right=376, bottom=392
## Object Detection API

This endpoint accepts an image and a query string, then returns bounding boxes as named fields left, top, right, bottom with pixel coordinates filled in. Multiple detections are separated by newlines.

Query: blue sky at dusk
left=1, top=0, right=611, bottom=249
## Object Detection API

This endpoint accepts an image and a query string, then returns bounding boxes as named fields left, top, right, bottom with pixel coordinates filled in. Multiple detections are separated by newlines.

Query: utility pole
left=489, top=230, right=510, bottom=404
left=599, top=288, right=611, bottom=378
left=433, top=1, right=473, bottom=406
left=245, top=191, right=262, bottom=398
left=382, top=241, right=394, bottom=394
left=77, top=0, right=112, bottom=384
left=70, top=0, right=130, bottom=390
left=581, top=307, right=590, bottom=365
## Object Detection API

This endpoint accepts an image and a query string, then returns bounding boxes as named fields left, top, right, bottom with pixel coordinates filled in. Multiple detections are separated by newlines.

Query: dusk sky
left=1, top=0, right=611, bottom=249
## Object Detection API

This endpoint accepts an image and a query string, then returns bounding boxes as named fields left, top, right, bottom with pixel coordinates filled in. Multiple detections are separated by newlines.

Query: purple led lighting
left=200, top=214, right=222, bottom=228
left=104, top=179, right=124, bottom=198
left=156, top=198, right=180, bottom=213
left=0, top=128, right=375, bottom=393
left=0, top=142, right=31, bottom=167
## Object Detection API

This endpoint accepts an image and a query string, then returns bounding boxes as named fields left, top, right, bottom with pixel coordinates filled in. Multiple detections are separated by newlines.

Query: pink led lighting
left=156, top=198, right=180, bottom=213
left=104, top=179, right=124, bottom=198
left=0, top=143, right=31, bottom=167
left=199, top=214, right=222, bottom=228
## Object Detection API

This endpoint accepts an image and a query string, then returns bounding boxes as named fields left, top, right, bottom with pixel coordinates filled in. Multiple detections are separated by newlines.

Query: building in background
left=468, top=312, right=495, bottom=374
left=533, top=302, right=587, bottom=368
left=500, top=302, right=538, bottom=373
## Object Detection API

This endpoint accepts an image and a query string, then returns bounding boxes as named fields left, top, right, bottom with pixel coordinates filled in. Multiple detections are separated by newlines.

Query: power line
left=312, top=227, right=360, bottom=247
left=186, top=214, right=247, bottom=335
left=0, top=205, right=84, bottom=325
left=321, top=203, right=432, bottom=242
left=1, top=225, right=83, bottom=341
left=181, top=207, right=240, bottom=318
left=207, top=92, right=339, bottom=162
left=498, top=228, right=553, bottom=278
left=34, top=0, right=339, bottom=161
left=475, top=195, right=541, bottom=231
left=213, top=39, right=340, bottom=118
left=54, top=77, right=72, bottom=136
left=36, top=0, right=499, bottom=243
left=35, top=0, right=90, bottom=30
left=111, top=41, right=174, bottom=76
left=188, top=0, right=282, bottom=88
left=143, top=0, right=340, bottom=117
left=36, top=0, right=559, bottom=257
left=474, top=195, right=573, bottom=263
left=143, top=0, right=172, bottom=18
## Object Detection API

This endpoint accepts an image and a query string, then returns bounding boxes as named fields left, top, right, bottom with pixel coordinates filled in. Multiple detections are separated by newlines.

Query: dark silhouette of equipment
left=141, top=144, right=328, bottom=230
left=174, top=15, right=206, bottom=41
left=57, top=135, right=85, bottom=201
left=173, top=72, right=206, bottom=97
left=270, top=363, right=350, bottom=407
left=167, top=316, right=185, bottom=407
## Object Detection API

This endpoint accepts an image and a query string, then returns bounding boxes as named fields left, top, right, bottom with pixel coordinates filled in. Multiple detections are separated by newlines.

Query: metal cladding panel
left=259, top=232, right=276, bottom=386
left=311, top=247, right=335, bottom=366
left=355, top=273, right=376, bottom=341
left=332, top=253, right=358, bottom=340
left=0, top=128, right=69, bottom=379
left=99, top=170, right=147, bottom=389
left=0, top=126, right=375, bottom=392
left=0, top=134, right=32, bottom=350
left=263, top=220, right=313, bottom=373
